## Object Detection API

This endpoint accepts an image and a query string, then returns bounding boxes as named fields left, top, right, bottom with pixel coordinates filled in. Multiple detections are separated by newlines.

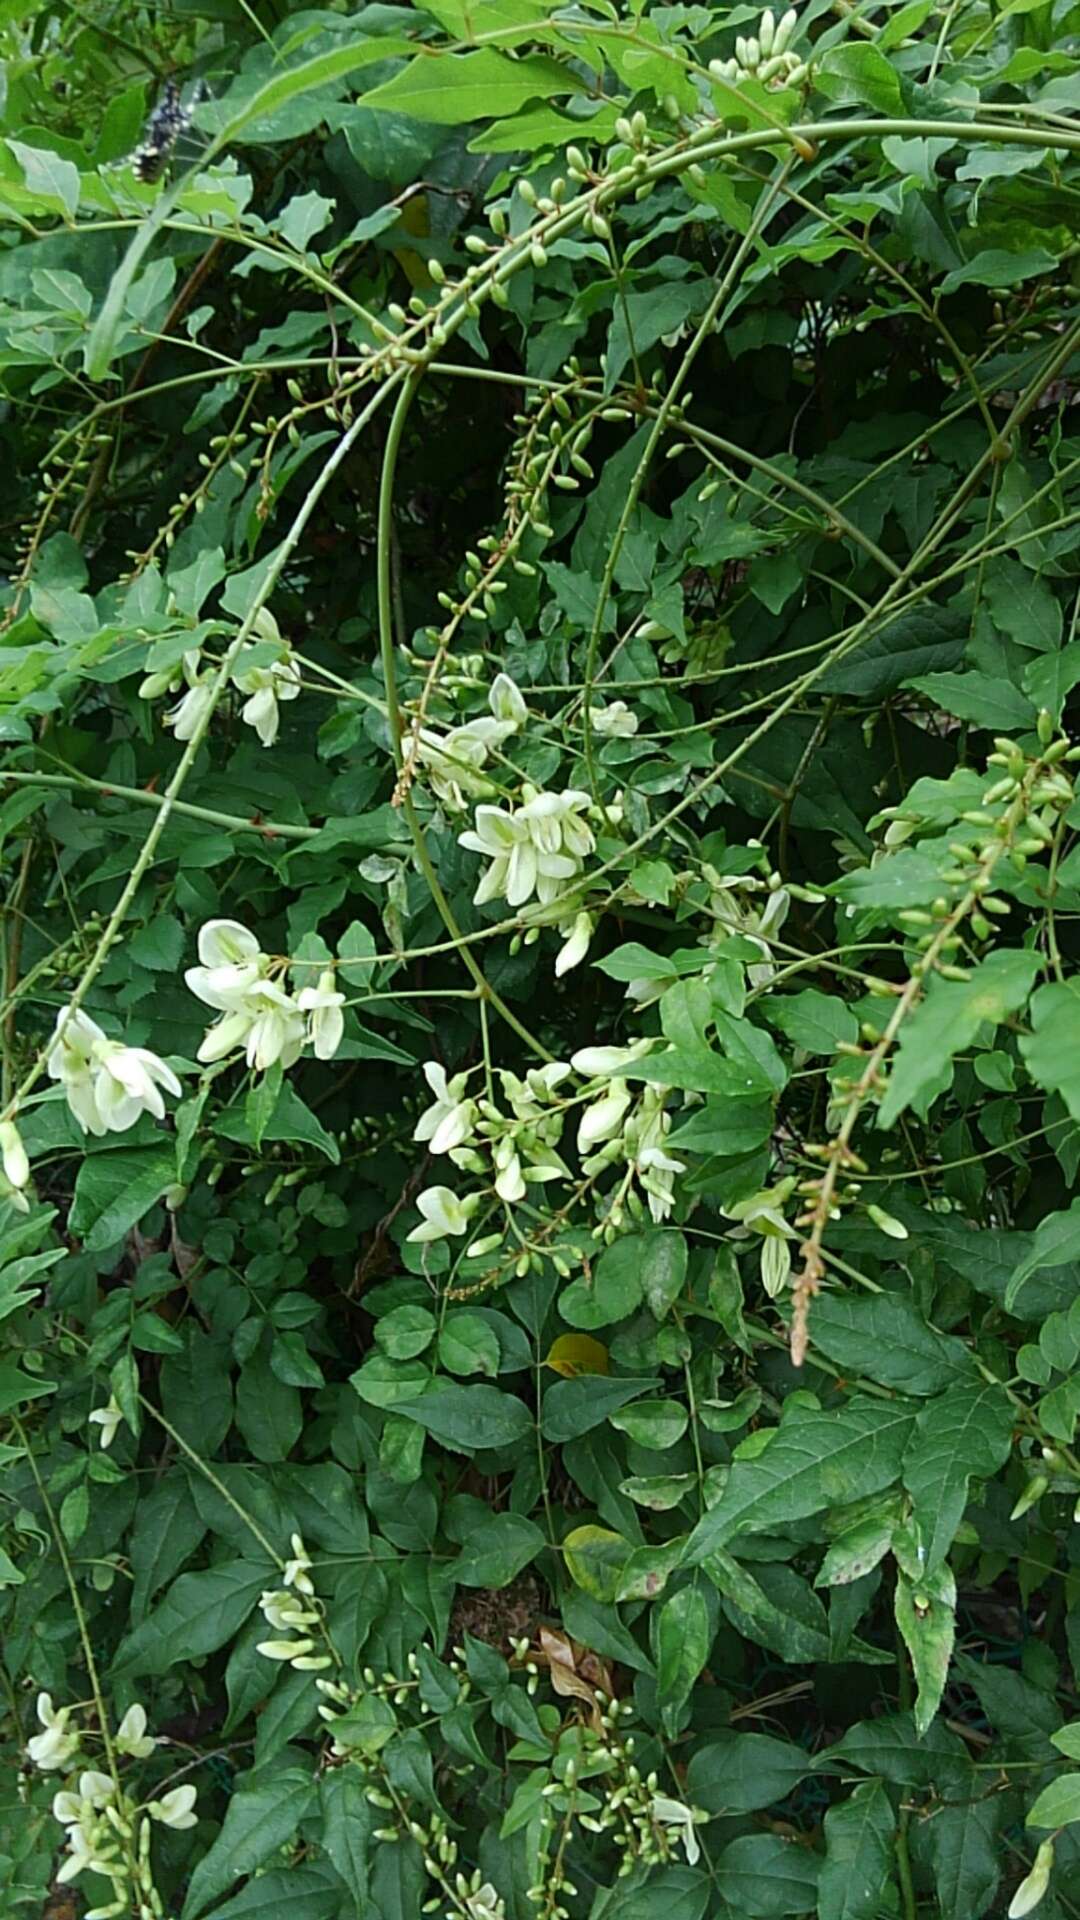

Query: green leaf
left=808, top=1292, right=974, bottom=1396
left=195, top=1866, right=343, bottom=1920
left=235, top=1346, right=303, bottom=1463
left=398, top=1384, right=534, bottom=1452
left=765, top=989, right=858, bottom=1054
left=559, top=1233, right=643, bottom=1326
left=818, top=1781, right=896, bottom=1920
left=902, top=1382, right=1014, bottom=1573
left=714, top=1834, right=820, bottom=1915
left=687, top=1399, right=916, bottom=1562
left=7, top=139, right=80, bottom=217
left=641, top=1229, right=687, bottom=1319
left=454, top=1513, right=545, bottom=1588
left=939, top=247, right=1058, bottom=293
left=69, top=1146, right=175, bottom=1251
left=655, top=1579, right=711, bottom=1734
left=1020, top=981, right=1080, bottom=1125
left=880, top=950, right=1041, bottom=1127
left=907, top=670, right=1036, bottom=732
left=541, top=1374, right=659, bottom=1442
left=182, top=1767, right=318, bottom=1919
left=894, top=1562, right=956, bottom=1736
left=815, top=45, right=904, bottom=114
left=318, top=1769, right=372, bottom=1906
left=686, top=1732, right=809, bottom=1814
left=113, top=1560, right=270, bottom=1677
left=0, top=1362, right=56, bottom=1413
left=1027, top=1773, right=1080, bottom=1828
left=608, top=1400, right=689, bottom=1449
left=438, top=1310, right=501, bottom=1377
left=362, top=49, right=579, bottom=123
left=918, top=1785, right=1001, bottom=1920
left=1023, top=643, right=1080, bottom=723
left=604, top=1868, right=711, bottom=1920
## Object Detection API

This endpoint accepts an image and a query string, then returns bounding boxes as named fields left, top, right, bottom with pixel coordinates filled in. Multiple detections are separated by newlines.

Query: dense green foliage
left=5, top=1, right=1080, bottom=1916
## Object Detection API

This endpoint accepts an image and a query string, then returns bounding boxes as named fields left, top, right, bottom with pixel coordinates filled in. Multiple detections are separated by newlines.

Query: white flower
left=232, top=647, right=301, bottom=748
left=147, top=1784, right=198, bottom=1829
left=458, top=788, right=595, bottom=911
left=139, top=646, right=201, bottom=703
left=1009, top=1840, right=1054, bottom=1918
left=164, top=673, right=215, bottom=742
left=88, top=1395, right=124, bottom=1449
left=93, top=1041, right=181, bottom=1133
left=489, top=673, right=527, bottom=726
left=54, top=1821, right=96, bottom=1883
left=297, top=970, right=345, bottom=1060
left=555, top=910, right=593, bottom=978
left=283, top=1533, right=315, bottom=1596
left=407, top=1185, right=478, bottom=1243
left=577, top=1084, right=632, bottom=1153
left=465, top=1884, right=506, bottom=1920
left=196, top=1008, right=255, bottom=1065
left=257, top=1636, right=315, bottom=1661
left=242, top=981, right=306, bottom=1073
left=115, top=1704, right=157, bottom=1759
left=185, top=918, right=266, bottom=1011
left=52, top=1789, right=83, bottom=1826
left=27, top=1694, right=80, bottom=1772
left=47, top=1009, right=180, bottom=1136
left=0, top=1118, right=29, bottom=1190
left=638, top=1145, right=686, bottom=1224
left=415, top=720, right=513, bottom=813
left=493, top=1146, right=526, bottom=1204
left=651, top=1795, right=701, bottom=1867
left=413, top=1062, right=477, bottom=1155
left=260, top=1588, right=317, bottom=1632
left=570, top=1038, right=653, bottom=1076
left=588, top=700, right=638, bottom=737
left=76, top=1770, right=115, bottom=1808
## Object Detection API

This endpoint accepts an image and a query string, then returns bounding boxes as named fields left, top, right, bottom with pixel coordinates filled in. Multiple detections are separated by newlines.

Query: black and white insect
left=132, top=79, right=203, bottom=185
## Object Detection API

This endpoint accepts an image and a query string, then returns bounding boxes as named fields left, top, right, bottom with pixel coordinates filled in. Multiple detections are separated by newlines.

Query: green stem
left=376, top=375, right=554, bottom=1060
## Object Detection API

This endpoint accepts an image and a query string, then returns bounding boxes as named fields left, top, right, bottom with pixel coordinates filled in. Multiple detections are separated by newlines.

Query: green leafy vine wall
left=2, top=1, right=1080, bottom=1916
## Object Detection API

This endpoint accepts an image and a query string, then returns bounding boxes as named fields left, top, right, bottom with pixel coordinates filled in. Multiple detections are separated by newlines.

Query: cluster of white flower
left=140, top=606, right=300, bottom=748
left=256, top=1534, right=333, bottom=1671
left=27, top=1695, right=195, bottom=1917
left=406, top=1039, right=685, bottom=1259
left=185, top=920, right=345, bottom=1072
left=459, top=786, right=597, bottom=911
left=709, top=8, right=806, bottom=88
left=414, top=672, right=527, bottom=812
left=47, top=1010, right=181, bottom=1137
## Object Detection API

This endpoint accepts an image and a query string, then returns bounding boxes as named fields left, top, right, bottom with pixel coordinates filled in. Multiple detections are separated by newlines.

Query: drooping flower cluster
left=28, top=1694, right=196, bottom=1916
left=256, top=1534, right=333, bottom=1672
left=47, top=1009, right=181, bottom=1137
left=185, top=920, right=345, bottom=1072
left=459, top=786, right=596, bottom=910
left=414, top=672, right=527, bottom=812
left=140, top=606, right=301, bottom=748
left=405, top=1038, right=686, bottom=1259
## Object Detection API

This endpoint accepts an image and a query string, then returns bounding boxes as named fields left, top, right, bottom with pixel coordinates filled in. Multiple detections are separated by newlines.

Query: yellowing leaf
left=544, top=1333, right=609, bottom=1378
left=562, top=1524, right=630, bottom=1602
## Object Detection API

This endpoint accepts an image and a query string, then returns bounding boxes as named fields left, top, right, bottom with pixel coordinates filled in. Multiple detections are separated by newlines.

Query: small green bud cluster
left=709, top=9, right=806, bottom=88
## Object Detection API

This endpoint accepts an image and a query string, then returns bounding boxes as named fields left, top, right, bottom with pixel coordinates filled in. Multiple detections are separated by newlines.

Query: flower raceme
left=185, top=920, right=344, bottom=1071
left=459, top=786, right=596, bottom=910
left=142, top=605, right=301, bottom=748
left=415, top=672, right=528, bottom=812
